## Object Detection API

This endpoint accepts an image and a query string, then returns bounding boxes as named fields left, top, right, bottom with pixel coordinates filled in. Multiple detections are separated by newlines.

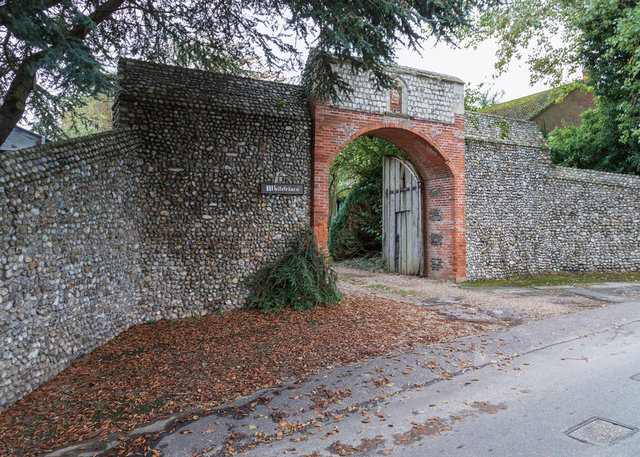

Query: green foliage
left=548, top=108, right=640, bottom=175
left=464, top=83, right=504, bottom=111
left=60, top=95, right=112, bottom=137
left=245, top=227, right=341, bottom=313
left=493, top=119, right=511, bottom=140
left=328, top=137, right=408, bottom=260
left=577, top=0, right=640, bottom=148
left=329, top=177, right=382, bottom=261
left=0, top=0, right=499, bottom=143
left=331, top=137, right=394, bottom=186
left=328, top=137, right=408, bottom=215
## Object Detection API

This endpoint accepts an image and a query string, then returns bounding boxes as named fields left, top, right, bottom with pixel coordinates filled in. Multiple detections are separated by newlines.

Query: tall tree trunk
left=0, top=60, right=37, bottom=146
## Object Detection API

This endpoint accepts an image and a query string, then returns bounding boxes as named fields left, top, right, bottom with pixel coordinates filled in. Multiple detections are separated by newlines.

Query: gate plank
left=382, top=155, right=423, bottom=275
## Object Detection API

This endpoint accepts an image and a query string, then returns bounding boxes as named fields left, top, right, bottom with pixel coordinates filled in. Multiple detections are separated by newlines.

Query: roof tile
left=480, top=89, right=554, bottom=120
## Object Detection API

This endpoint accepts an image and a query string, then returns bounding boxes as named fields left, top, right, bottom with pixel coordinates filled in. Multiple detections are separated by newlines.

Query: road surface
left=152, top=297, right=640, bottom=456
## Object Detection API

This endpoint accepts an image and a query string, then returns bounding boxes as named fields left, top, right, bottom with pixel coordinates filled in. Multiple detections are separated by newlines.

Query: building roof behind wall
left=480, top=89, right=555, bottom=120
left=0, top=126, right=50, bottom=151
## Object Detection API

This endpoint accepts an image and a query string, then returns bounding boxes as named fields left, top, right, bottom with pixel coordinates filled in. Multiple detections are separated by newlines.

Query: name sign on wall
left=260, top=183, right=304, bottom=195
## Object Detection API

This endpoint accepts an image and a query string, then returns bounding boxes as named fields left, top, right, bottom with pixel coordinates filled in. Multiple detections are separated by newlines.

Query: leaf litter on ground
left=0, top=294, right=499, bottom=456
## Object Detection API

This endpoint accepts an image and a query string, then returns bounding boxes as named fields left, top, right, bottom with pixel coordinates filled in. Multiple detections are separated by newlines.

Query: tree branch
left=0, top=0, right=126, bottom=144
left=42, top=0, right=65, bottom=8
left=0, top=51, right=44, bottom=144
left=68, top=0, right=127, bottom=39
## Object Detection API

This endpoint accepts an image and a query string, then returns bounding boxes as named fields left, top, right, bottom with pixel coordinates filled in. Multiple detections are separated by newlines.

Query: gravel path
left=335, top=265, right=610, bottom=324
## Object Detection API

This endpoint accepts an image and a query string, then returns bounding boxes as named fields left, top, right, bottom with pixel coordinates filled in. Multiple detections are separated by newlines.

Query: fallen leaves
left=372, top=375, right=390, bottom=388
left=310, top=388, right=352, bottom=410
left=0, top=293, right=494, bottom=457
left=393, top=417, right=451, bottom=444
left=327, top=437, right=385, bottom=456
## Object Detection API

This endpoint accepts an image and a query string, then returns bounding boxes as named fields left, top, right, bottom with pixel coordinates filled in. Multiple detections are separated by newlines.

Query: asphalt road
left=150, top=296, right=640, bottom=457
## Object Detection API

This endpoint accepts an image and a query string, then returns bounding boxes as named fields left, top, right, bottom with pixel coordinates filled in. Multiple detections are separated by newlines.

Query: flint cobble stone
left=0, top=129, right=144, bottom=410
left=115, top=59, right=312, bottom=317
left=465, top=112, right=640, bottom=279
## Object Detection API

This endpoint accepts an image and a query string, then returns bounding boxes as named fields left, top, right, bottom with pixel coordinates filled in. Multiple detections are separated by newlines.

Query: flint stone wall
left=465, top=112, right=640, bottom=279
left=0, top=60, right=313, bottom=410
left=115, top=59, right=312, bottom=316
left=0, top=129, right=143, bottom=409
left=330, top=63, right=464, bottom=123
left=3, top=60, right=640, bottom=410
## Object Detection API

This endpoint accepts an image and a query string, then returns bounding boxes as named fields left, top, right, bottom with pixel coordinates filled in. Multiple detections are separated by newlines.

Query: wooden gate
left=382, top=155, right=423, bottom=275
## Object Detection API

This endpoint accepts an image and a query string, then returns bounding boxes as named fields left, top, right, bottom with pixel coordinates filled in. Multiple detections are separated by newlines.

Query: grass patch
left=371, top=283, right=394, bottom=291
left=463, top=271, right=640, bottom=288
left=337, top=275, right=366, bottom=285
left=370, top=283, right=416, bottom=296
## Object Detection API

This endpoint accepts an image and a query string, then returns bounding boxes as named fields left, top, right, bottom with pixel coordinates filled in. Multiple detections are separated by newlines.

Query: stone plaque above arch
left=387, top=78, right=409, bottom=115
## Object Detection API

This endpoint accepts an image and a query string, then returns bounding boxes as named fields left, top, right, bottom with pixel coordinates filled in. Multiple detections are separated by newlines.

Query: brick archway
left=311, top=103, right=466, bottom=280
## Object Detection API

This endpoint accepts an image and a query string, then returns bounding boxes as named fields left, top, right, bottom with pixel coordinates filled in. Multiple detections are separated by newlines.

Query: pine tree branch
left=68, top=0, right=126, bottom=40
left=0, top=0, right=125, bottom=144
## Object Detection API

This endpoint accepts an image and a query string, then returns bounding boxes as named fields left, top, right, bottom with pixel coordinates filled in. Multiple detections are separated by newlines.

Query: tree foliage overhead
left=463, top=0, right=582, bottom=88
left=467, top=0, right=640, bottom=173
left=577, top=0, right=640, bottom=147
left=0, top=0, right=499, bottom=144
left=299, top=0, right=499, bottom=103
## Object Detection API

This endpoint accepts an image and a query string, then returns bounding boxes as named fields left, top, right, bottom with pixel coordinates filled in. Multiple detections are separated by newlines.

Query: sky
left=393, top=38, right=550, bottom=103
left=282, top=36, right=552, bottom=104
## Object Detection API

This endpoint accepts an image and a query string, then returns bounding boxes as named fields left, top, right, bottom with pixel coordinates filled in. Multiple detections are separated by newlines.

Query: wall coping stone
left=386, top=63, right=464, bottom=85
left=465, top=111, right=547, bottom=148
left=326, top=55, right=465, bottom=85
left=0, top=128, right=135, bottom=184
left=117, top=59, right=309, bottom=121
left=550, top=165, right=640, bottom=188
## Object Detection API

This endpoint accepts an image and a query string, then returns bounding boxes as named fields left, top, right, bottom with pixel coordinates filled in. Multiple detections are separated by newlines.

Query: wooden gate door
left=382, top=155, right=423, bottom=275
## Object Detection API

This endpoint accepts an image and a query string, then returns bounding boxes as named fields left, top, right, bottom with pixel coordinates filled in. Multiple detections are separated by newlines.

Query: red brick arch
left=311, top=103, right=466, bottom=280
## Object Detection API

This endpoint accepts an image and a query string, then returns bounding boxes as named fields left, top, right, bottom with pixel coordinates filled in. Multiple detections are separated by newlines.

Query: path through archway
left=310, top=90, right=466, bottom=280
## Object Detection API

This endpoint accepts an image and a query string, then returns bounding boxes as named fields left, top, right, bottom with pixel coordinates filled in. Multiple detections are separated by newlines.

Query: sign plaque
left=260, top=182, right=304, bottom=195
